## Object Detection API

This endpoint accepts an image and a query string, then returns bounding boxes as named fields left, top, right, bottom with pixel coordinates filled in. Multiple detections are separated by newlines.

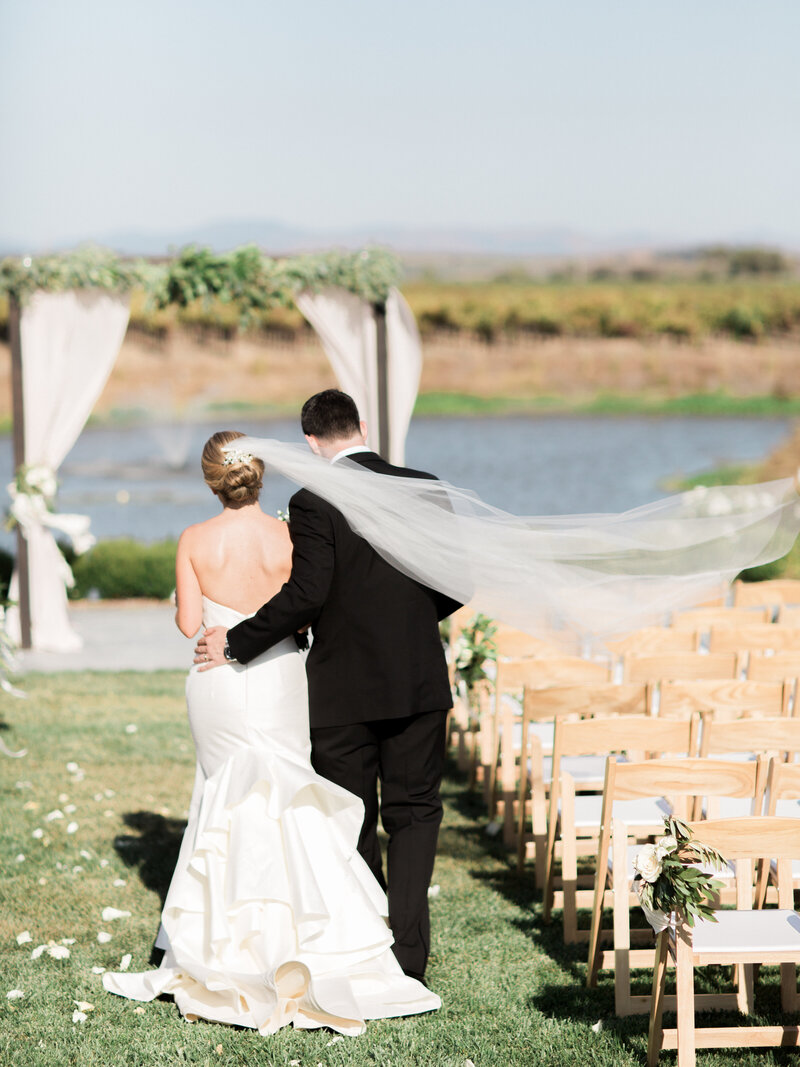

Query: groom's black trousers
left=310, top=708, right=448, bottom=979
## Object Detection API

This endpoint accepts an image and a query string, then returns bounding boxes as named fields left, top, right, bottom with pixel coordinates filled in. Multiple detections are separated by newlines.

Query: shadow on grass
left=114, top=810, right=186, bottom=906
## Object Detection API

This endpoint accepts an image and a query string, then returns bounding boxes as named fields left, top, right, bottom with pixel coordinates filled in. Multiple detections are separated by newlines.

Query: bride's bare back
left=175, top=503, right=292, bottom=636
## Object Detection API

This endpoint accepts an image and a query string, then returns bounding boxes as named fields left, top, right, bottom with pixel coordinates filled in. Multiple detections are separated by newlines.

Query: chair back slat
left=522, top=683, right=647, bottom=722
left=623, top=651, right=739, bottom=683
left=733, top=579, right=800, bottom=608
left=659, top=679, right=787, bottom=720
left=673, top=606, right=770, bottom=629
left=710, top=625, right=800, bottom=654
left=699, top=714, right=800, bottom=758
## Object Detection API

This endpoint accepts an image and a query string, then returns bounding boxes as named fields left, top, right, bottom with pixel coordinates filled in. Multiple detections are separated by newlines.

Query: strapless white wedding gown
left=103, top=596, right=440, bottom=1035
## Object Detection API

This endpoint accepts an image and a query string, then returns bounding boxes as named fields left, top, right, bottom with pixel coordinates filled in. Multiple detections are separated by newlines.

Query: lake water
left=0, top=415, right=791, bottom=547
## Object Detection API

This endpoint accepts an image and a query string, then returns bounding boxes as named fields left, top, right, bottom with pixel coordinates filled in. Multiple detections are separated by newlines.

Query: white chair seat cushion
left=702, top=796, right=760, bottom=818
left=543, top=755, right=608, bottom=784
left=691, top=909, right=800, bottom=954
left=775, top=798, right=800, bottom=817
left=571, top=794, right=670, bottom=829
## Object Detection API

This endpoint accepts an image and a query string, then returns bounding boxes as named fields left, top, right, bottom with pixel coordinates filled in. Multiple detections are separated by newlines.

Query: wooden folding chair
left=586, top=757, right=764, bottom=1016
left=733, top=578, right=800, bottom=609
left=747, top=650, right=800, bottom=685
left=672, top=606, right=770, bottom=630
left=647, top=816, right=800, bottom=1067
left=494, top=624, right=557, bottom=660
left=515, top=683, right=649, bottom=883
left=777, top=606, right=800, bottom=627
left=485, top=656, right=612, bottom=836
left=709, top=625, right=800, bottom=654
left=622, top=651, right=740, bottom=685
left=542, top=715, right=699, bottom=943
left=658, top=679, right=790, bottom=720
left=607, top=628, right=700, bottom=655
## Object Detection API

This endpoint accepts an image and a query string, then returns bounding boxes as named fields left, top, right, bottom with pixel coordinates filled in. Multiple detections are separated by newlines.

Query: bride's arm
left=175, top=528, right=203, bottom=637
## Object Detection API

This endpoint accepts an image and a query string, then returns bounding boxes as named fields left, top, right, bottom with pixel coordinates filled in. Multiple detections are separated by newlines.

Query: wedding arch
left=0, top=245, right=423, bottom=650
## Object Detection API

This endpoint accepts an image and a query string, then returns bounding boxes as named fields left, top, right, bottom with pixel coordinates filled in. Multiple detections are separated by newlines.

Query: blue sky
left=1, top=0, right=798, bottom=249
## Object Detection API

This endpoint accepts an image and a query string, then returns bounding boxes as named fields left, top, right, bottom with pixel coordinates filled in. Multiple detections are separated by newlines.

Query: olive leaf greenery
left=635, top=815, right=728, bottom=927
left=0, top=245, right=402, bottom=326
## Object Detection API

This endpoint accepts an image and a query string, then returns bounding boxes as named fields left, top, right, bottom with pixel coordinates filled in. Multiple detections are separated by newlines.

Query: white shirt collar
left=330, top=445, right=372, bottom=464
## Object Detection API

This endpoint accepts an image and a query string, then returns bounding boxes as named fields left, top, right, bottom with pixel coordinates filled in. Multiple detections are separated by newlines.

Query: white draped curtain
left=7, top=289, right=130, bottom=651
left=295, top=286, right=422, bottom=465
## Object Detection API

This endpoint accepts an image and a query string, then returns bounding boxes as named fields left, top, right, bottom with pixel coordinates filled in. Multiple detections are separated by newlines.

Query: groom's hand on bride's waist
left=194, top=626, right=228, bottom=671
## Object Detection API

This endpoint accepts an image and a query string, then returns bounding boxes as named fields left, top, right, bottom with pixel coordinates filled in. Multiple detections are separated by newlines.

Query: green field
left=2, top=673, right=799, bottom=1065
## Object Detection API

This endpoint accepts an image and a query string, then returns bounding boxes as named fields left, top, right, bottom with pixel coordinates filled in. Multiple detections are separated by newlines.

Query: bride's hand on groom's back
left=194, top=626, right=228, bottom=671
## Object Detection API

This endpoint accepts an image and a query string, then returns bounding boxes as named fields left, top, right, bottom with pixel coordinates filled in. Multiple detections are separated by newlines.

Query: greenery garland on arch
left=0, top=244, right=402, bottom=323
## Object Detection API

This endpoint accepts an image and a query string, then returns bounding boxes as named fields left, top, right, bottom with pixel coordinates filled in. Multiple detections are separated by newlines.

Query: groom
left=195, top=389, right=459, bottom=981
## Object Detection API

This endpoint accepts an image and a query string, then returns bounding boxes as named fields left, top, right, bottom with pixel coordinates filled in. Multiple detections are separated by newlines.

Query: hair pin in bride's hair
left=222, top=449, right=254, bottom=467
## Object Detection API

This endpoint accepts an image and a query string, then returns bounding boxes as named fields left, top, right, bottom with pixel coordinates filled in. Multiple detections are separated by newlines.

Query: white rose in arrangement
left=25, top=466, right=57, bottom=498
left=656, top=834, right=678, bottom=859
left=633, top=842, right=663, bottom=883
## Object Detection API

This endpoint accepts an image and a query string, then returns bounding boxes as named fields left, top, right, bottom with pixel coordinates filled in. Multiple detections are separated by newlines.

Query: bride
left=103, top=431, right=440, bottom=1035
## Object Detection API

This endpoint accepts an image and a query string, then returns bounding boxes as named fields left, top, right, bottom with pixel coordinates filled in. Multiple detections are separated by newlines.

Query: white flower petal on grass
left=133, top=1006, right=145, bottom=1014
left=104, top=789, right=115, bottom=798
left=326, top=1035, right=344, bottom=1046
left=66, top=762, right=79, bottom=773
left=103, top=810, right=114, bottom=818
left=79, top=850, right=91, bottom=860
left=22, top=800, right=38, bottom=811
left=72, top=866, right=84, bottom=874
left=16, top=931, right=32, bottom=945
left=96, top=931, right=112, bottom=944
left=66, top=822, right=79, bottom=835
left=58, top=793, right=69, bottom=803
left=61, top=939, right=76, bottom=946
left=99, top=859, right=109, bottom=867
left=124, top=724, right=137, bottom=734
left=31, top=945, right=47, bottom=960
left=64, top=804, right=76, bottom=815
left=101, top=908, right=131, bottom=922
left=48, top=945, right=70, bottom=959
left=72, top=1010, right=87, bottom=1024
left=591, top=1020, right=604, bottom=1033
left=74, top=1001, right=94, bottom=1012
left=15, top=854, right=25, bottom=863
left=465, top=1060, right=477, bottom=1067
left=119, top=954, right=132, bottom=971
left=44, top=810, right=64, bottom=822
left=112, top=879, right=126, bottom=888
left=6, top=990, right=24, bottom=1000
left=427, top=884, right=441, bottom=898
left=37, top=878, right=47, bottom=886
left=93, top=793, right=103, bottom=802
left=15, top=780, right=32, bottom=790
left=91, top=967, right=105, bottom=975
left=31, top=828, right=43, bottom=840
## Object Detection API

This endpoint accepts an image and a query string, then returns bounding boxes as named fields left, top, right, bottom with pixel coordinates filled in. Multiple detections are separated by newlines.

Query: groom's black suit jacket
left=226, top=451, right=459, bottom=729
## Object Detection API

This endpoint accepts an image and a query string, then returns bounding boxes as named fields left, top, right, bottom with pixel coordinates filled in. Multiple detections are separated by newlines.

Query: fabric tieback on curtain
left=6, top=289, right=130, bottom=652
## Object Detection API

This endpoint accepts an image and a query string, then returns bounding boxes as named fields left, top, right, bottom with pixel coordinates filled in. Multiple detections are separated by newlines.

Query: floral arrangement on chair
left=633, top=815, right=728, bottom=930
left=453, top=614, right=497, bottom=694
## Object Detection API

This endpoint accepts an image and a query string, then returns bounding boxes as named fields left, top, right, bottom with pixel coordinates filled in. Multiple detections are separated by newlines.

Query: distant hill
left=1, top=219, right=797, bottom=266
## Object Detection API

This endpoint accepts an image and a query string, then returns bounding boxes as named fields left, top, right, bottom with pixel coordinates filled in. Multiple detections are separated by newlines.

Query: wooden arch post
left=8, top=296, right=32, bottom=648
left=374, top=301, right=390, bottom=460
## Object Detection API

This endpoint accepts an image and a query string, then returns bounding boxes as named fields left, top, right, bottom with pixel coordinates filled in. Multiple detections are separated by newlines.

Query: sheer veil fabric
left=237, top=438, right=800, bottom=652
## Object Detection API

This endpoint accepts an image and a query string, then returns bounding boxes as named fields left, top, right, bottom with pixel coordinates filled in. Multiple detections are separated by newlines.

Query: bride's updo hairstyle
left=201, top=431, right=264, bottom=506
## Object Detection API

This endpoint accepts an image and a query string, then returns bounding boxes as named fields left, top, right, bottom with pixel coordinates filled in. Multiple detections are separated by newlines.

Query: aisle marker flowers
left=633, top=815, right=727, bottom=930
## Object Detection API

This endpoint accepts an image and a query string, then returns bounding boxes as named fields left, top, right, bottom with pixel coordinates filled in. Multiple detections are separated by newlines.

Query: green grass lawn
left=1, top=673, right=798, bottom=1066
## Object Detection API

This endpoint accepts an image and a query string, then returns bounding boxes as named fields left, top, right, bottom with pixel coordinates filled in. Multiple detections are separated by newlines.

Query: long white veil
left=238, top=438, right=800, bottom=653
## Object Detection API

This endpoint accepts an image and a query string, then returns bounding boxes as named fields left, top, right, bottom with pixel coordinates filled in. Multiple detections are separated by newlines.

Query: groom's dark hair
left=301, top=390, right=362, bottom=440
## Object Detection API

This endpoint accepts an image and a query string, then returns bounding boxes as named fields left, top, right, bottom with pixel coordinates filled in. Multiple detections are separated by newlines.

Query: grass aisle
left=1, top=674, right=793, bottom=1066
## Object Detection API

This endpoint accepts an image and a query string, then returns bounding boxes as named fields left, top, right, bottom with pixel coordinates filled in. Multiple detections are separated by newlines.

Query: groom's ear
left=305, top=434, right=322, bottom=456
left=359, top=420, right=368, bottom=442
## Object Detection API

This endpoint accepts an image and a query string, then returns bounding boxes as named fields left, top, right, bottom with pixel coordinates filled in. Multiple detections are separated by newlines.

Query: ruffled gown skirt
left=103, top=598, right=440, bottom=1034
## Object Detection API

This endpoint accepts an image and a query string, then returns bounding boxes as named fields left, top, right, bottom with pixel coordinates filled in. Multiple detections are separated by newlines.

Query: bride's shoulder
left=177, top=517, right=218, bottom=549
